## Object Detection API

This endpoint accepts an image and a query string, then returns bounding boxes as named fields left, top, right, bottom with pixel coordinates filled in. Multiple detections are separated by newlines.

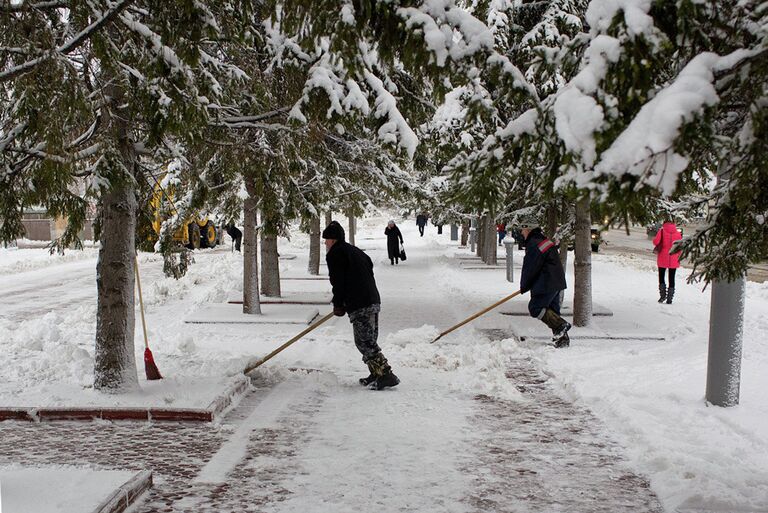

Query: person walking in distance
left=416, top=213, right=428, bottom=237
left=519, top=218, right=571, bottom=348
left=653, top=220, right=683, bottom=304
left=224, top=224, right=242, bottom=252
left=497, top=222, right=507, bottom=246
left=323, top=221, right=400, bottom=390
left=385, top=220, right=404, bottom=265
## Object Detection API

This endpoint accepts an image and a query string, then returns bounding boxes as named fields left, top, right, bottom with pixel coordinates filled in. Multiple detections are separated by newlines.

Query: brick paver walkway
left=0, top=358, right=663, bottom=513
left=464, top=358, right=662, bottom=513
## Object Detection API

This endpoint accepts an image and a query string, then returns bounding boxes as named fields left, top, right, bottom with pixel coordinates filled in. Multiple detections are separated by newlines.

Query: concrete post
left=469, top=218, right=477, bottom=253
left=450, top=223, right=458, bottom=241
left=705, top=277, right=746, bottom=407
left=504, top=237, right=515, bottom=282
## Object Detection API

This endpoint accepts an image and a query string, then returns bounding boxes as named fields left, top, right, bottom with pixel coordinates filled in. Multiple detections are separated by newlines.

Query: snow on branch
left=397, top=1, right=495, bottom=66
left=119, top=10, right=195, bottom=85
left=592, top=52, right=729, bottom=196
left=585, top=0, right=656, bottom=40
left=552, top=35, right=621, bottom=169
left=0, top=1, right=69, bottom=12
left=0, top=0, right=135, bottom=82
left=364, top=70, right=419, bottom=158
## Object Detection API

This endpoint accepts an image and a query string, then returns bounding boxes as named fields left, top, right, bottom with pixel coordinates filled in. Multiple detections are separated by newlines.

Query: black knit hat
left=322, top=221, right=345, bottom=241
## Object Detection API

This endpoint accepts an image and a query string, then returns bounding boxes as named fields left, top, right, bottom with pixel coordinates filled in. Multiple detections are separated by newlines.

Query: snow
left=551, top=35, right=622, bottom=171
left=1, top=215, right=767, bottom=511
left=586, top=0, right=656, bottom=39
left=397, top=1, right=494, bottom=67
left=593, top=52, right=723, bottom=196
left=0, top=465, right=135, bottom=513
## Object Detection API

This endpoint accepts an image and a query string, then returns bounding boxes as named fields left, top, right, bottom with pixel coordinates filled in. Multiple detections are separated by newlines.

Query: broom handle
left=134, top=256, right=149, bottom=350
left=244, top=311, right=335, bottom=374
left=431, top=290, right=522, bottom=343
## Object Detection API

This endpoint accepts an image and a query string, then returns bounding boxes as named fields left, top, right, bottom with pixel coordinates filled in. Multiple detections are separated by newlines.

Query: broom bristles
left=144, top=347, right=163, bottom=380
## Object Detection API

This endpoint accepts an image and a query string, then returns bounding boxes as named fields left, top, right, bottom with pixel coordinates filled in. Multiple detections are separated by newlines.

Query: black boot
left=541, top=309, right=571, bottom=348
left=658, top=284, right=667, bottom=303
left=359, top=374, right=376, bottom=386
left=666, top=286, right=675, bottom=304
left=364, top=353, right=400, bottom=390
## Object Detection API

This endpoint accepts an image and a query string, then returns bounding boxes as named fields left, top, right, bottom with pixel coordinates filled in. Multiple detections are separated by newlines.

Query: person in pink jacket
left=653, top=221, right=682, bottom=304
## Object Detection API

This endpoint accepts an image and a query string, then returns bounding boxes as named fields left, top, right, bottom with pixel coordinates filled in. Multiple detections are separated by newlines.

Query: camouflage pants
left=348, top=303, right=381, bottom=361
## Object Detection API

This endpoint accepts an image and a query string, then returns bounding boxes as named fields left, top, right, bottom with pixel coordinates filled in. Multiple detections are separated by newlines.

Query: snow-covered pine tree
left=1, top=1, right=254, bottom=390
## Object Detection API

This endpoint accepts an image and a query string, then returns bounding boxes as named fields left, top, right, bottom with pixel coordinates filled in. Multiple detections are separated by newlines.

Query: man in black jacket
left=323, top=221, right=400, bottom=389
left=519, top=218, right=571, bottom=348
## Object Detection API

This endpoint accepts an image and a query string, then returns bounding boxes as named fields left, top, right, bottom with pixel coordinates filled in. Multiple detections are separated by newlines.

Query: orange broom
left=135, top=256, right=163, bottom=380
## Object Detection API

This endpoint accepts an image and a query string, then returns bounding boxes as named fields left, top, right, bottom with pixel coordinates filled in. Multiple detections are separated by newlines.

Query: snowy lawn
left=0, top=465, right=136, bottom=513
left=1, top=215, right=766, bottom=512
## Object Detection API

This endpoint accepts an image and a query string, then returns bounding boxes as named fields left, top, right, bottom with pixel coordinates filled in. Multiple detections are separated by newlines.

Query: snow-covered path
left=4, top=216, right=768, bottom=511
left=1, top=220, right=664, bottom=512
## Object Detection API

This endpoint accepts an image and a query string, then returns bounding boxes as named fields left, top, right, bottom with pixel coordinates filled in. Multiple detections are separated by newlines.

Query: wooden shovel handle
left=244, top=311, right=335, bottom=374
left=431, top=290, right=522, bottom=343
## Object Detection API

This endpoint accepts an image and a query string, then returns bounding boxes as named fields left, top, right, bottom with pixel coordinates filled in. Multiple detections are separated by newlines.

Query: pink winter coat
left=653, top=222, right=682, bottom=269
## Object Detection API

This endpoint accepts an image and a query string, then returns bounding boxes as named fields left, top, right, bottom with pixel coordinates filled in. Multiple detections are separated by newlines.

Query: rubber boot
left=364, top=353, right=400, bottom=390
left=541, top=308, right=571, bottom=348
left=666, top=286, right=675, bottom=304
left=658, top=284, right=667, bottom=303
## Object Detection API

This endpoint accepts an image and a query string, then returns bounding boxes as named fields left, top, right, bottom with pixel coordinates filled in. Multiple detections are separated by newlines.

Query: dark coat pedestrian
left=518, top=219, right=571, bottom=348
left=416, top=213, right=428, bottom=236
left=224, top=224, right=242, bottom=251
left=322, top=221, right=399, bottom=390
left=385, top=220, right=404, bottom=265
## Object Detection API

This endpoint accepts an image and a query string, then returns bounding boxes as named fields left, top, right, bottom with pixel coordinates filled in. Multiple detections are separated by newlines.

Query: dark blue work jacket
left=520, top=228, right=567, bottom=295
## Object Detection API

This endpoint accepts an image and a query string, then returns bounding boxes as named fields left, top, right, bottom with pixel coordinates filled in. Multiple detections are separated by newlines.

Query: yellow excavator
left=149, top=181, right=220, bottom=249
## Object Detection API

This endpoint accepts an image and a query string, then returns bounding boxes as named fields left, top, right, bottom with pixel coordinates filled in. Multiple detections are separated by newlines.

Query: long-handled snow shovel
left=135, top=256, right=163, bottom=380
left=431, top=290, right=522, bottom=343
left=243, top=311, right=335, bottom=374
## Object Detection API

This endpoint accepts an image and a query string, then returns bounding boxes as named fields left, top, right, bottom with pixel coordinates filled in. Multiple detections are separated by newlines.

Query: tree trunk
left=242, top=192, right=261, bottom=314
left=558, top=200, right=571, bottom=308
left=94, top=84, right=139, bottom=392
left=485, top=215, right=497, bottom=265
left=476, top=215, right=485, bottom=258
left=573, top=196, right=593, bottom=326
left=325, top=211, right=332, bottom=227
left=546, top=202, right=558, bottom=240
left=461, top=220, right=469, bottom=246
left=347, top=210, right=356, bottom=246
left=260, top=229, right=281, bottom=297
left=308, top=215, right=321, bottom=275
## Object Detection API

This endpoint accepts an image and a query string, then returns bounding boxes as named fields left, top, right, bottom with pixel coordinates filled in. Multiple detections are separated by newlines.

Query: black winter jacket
left=520, top=228, right=567, bottom=295
left=326, top=240, right=381, bottom=313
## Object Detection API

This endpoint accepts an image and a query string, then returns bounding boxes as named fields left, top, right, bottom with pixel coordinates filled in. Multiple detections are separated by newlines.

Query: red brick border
left=0, top=376, right=251, bottom=423
left=92, top=469, right=153, bottom=513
